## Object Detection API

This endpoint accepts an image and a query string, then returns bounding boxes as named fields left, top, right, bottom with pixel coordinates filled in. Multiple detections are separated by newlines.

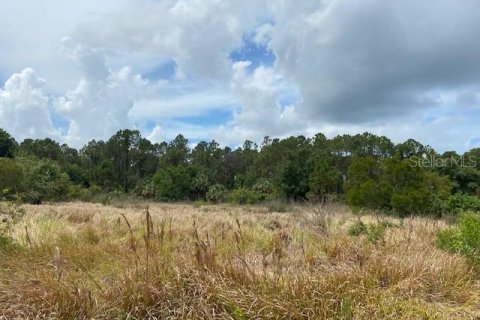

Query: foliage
left=346, top=156, right=453, bottom=216
left=0, top=128, right=17, bottom=158
left=206, top=184, right=228, bottom=204
left=191, top=173, right=209, bottom=200
left=133, top=178, right=156, bottom=199
left=1, top=126, right=480, bottom=216
left=0, top=158, right=23, bottom=198
left=347, top=220, right=368, bottom=236
left=153, top=165, right=191, bottom=201
left=437, top=212, right=480, bottom=263
left=442, top=193, right=480, bottom=215
left=267, top=199, right=291, bottom=213
left=307, top=159, right=342, bottom=201
left=229, top=188, right=261, bottom=205
left=347, top=219, right=394, bottom=244
left=279, top=147, right=312, bottom=200
left=18, top=158, right=71, bottom=204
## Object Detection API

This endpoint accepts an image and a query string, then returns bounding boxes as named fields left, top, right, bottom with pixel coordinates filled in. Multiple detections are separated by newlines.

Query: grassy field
left=0, top=202, right=479, bottom=319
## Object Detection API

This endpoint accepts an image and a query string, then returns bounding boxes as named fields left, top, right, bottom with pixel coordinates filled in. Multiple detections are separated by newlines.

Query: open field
left=1, top=202, right=479, bottom=319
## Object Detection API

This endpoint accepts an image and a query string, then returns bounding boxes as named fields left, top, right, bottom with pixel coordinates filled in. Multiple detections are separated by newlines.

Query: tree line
left=1, top=128, right=479, bottom=216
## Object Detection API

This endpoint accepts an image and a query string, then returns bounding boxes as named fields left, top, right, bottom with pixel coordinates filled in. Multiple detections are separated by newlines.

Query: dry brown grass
left=0, top=201, right=479, bottom=319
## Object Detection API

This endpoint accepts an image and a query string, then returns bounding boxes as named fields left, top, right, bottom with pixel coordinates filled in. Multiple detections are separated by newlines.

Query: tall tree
left=0, top=129, right=17, bottom=158
left=106, top=130, right=141, bottom=192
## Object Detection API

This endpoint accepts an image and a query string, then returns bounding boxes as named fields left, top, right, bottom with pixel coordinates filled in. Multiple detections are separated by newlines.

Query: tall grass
left=0, top=202, right=479, bottom=319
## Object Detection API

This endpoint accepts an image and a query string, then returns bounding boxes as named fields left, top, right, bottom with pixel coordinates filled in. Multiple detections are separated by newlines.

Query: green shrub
left=18, top=159, right=71, bottom=204
left=133, top=179, right=156, bottom=199
left=391, top=188, right=430, bottom=216
left=67, top=184, right=102, bottom=202
left=230, top=188, right=261, bottom=205
left=153, top=165, right=191, bottom=201
left=206, top=184, right=228, bottom=204
left=267, top=199, right=291, bottom=213
left=437, top=212, right=480, bottom=263
left=347, top=220, right=391, bottom=244
left=444, top=194, right=480, bottom=215
left=347, top=220, right=367, bottom=236
left=252, top=178, right=276, bottom=201
left=0, top=158, right=23, bottom=199
left=346, top=180, right=391, bottom=210
left=252, top=178, right=274, bottom=194
left=366, top=223, right=387, bottom=244
left=67, top=185, right=83, bottom=200
left=191, top=173, right=209, bottom=200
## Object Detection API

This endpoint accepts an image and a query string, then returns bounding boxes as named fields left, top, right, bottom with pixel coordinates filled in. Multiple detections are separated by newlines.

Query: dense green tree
left=279, top=147, right=313, bottom=200
left=132, top=138, right=161, bottom=180
left=191, top=140, right=225, bottom=187
left=383, top=158, right=431, bottom=215
left=18, top=158, right=71, bottom=204
left=80, top=140, right=106, bottom=184
left=0, top=158, right=23, bottom=196
left=434, top=151, right=480, bottom=195
left=18, top=138, right=63, bottom=161
left=153, top=165, right=191, bottom=201
left=106, top=130, right=142, bottom=192
left=395, top=139, right=433, bottom=159
left=346, top=157, right=391, bottom=210
left=0, top=129, right=17, bottom=158
left=95, top=160, right=116, bottom=189
left=161, top=135, right=190, bottom=167
left=308, top=159, right=342, bottom=201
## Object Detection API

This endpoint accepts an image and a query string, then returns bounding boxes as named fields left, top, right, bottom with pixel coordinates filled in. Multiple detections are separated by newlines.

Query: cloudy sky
left=0, top=0, right=479, bottom=152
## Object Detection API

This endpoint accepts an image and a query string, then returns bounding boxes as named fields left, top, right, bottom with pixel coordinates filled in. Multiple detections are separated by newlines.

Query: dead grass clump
left=66, top=210, right=95, bottom=224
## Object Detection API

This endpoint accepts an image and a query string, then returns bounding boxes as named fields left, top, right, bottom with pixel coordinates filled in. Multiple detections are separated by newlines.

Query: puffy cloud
left=1, top=0, right=479, bottom=152
left=74, top=0, right=267, bottom=79
left=55, top=38, right=148, bottom=147
left=267, top=0, right=480, bottom=124
left=214, top=61, right=304, bottom=145
left=0, top=68, right=59, bottom=141
left=0, top=0, right=129, bottom=93
left=148, top=125, right=166, bottom=143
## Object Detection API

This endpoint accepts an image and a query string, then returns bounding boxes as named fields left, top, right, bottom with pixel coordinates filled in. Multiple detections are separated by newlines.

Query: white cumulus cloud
left=0, top=68, right=59, bottom=141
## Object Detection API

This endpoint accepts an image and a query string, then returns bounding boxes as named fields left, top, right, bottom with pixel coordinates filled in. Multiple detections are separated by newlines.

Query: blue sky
left=0, top=0, right=479, bottom=152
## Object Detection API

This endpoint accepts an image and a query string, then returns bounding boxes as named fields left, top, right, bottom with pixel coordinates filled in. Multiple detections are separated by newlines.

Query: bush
left=0, top=158, right=23, bottom=199
left=153, top=165, right=191, bottom=201
left=391, top=188, right=431, bottom=216
left=191, top=173, right=209, bottom=200
left=366, top=223, right=387, bottom=244
left=252, top=178, right=275, bottom=200
left=267, top=199, right=291, bottom=213
left=206, top=184, right=228, bottom=204
left=134, top=179, right=156, bottom=199
left=347, top=220, right=392, bottom=244
left=18, top=159, right=71, bottom=204
left=444, top=194, right=480, bottom=215
left=346, top=180, right=391, bottom=210
left=67, top=184, right=102, bottom=202
left=230, top=188, right=261, bottom=205
left=347, top=220, right=367, bottom=236
left=437, top=212, right=480, bottom=263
